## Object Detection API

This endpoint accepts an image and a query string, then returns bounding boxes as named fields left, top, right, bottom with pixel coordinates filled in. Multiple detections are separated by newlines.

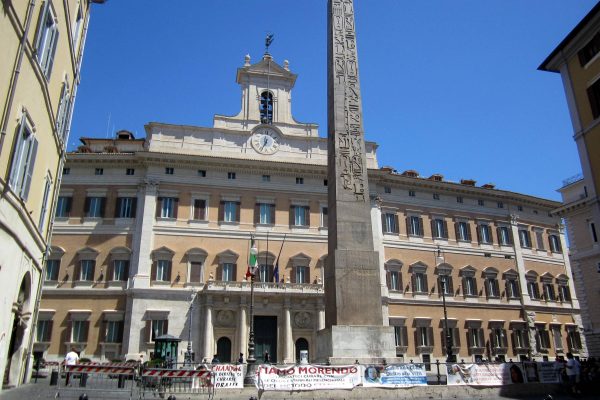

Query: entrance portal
left=254, top=316, right=277, bottom=363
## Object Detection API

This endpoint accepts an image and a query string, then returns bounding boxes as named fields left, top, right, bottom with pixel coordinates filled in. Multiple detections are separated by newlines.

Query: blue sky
left=71, top=0, right=598, bottom=201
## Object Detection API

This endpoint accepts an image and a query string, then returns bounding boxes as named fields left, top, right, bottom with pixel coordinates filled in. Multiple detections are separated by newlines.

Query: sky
left=70, top=0, right=599, bottom=201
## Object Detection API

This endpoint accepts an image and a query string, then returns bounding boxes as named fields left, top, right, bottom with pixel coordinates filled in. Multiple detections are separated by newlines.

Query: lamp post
left=244, top=237, right=259, bottom=385
left=184, top=289, right=196, bottom=365
left=436, top=246, right=456, bottom=363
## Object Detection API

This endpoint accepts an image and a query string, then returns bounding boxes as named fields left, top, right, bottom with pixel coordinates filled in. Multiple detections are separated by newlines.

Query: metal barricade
left=140, top=367, right=214, bottom=399
left=55, top=363, right=137, bottom=399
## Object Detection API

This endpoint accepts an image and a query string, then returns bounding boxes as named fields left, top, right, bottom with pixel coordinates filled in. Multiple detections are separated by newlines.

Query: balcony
left=205, top=280, right=323, bottom=295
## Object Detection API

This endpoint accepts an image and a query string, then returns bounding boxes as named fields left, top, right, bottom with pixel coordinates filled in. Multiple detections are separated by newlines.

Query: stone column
left=557, top=225, right=580, bottom=309
left=203, top=298, right=213, bottom=362
left=370, top=193, right=389, bottom=321
left=318, top=304, right=326, bottom=332
left=238, top=300, right=247, bottom=360
left=283, top=301, right=293, bottom=363
left=130, top=179, right=158, bottom=289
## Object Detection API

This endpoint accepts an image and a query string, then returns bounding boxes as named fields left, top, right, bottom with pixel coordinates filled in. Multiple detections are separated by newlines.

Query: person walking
left=565, top=352, right=581, bottom=395
left=63, top=347, right=79, bottom=386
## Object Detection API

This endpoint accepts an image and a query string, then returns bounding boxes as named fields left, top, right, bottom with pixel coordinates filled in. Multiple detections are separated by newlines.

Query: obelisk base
left=315, top=325, right=401, bottom=364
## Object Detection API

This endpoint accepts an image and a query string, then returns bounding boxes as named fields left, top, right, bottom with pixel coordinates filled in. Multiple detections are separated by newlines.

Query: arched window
left=216, top=337, right=232, bottom=363
left=295, top=338, right=309, bottom=363
left=260, top=91, right=273, bottom=124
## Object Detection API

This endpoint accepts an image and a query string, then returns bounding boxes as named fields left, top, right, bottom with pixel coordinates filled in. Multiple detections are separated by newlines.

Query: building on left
left=0, top=0, right=104, bottom=389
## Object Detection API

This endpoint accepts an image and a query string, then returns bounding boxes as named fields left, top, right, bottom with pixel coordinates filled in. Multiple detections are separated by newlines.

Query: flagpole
left=274, top=233, right=287, bottom=283
left=244, top=234, right=258, bottom=386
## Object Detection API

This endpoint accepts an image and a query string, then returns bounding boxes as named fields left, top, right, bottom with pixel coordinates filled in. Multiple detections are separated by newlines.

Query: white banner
left=362, top=364, right=427, bottom=387
left=446, top=363, right=526, bottom=386
left=256, top=364, right=361, bottom=391
left=212, top=364, right=244, bottom=388
left=525, top=361, right=561, bottom=383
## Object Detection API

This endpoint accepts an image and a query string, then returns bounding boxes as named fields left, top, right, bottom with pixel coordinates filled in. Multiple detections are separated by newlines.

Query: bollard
left=167, top=395, right=177, bottom=400
left=79, top=373, right=88, bottom=387
left=118, top=374, right=125, bottom=388
left=49, top=370, right=59, bottom=386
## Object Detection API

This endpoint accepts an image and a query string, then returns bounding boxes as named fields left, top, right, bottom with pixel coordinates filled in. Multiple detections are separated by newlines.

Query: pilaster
left=203, top=297, right=214, bottom=361
left=130, top=180, right=158, bottom=289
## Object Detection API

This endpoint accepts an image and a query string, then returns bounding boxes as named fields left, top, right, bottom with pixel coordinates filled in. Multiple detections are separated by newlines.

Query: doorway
left=216, top=337, right=232, bottom=363
left=295, top=338, right=309, bottom=363
left=254, top=316, right=277, bottom=363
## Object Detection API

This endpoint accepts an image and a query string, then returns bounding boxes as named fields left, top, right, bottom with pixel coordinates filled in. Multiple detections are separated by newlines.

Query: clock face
left=251, top=127, right=281, bottom=155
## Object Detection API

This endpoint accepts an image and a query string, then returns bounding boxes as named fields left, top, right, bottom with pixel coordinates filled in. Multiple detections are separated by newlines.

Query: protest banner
left=212, top=364, right=244, bottom=388
left=446, top=363, right=525, bottom=386
left=536, top=362, right=561, bottom=383
left=362, top=364, right=427, bottom=387
left=256, top=364, right=361, bottom=391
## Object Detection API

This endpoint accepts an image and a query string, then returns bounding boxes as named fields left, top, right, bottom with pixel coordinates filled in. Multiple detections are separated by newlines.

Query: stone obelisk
left=317, top=0, right=396, bottom=363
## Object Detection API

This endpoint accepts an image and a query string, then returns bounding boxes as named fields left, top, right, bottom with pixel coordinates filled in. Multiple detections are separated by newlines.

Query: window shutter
left=454, top=328, right=461, bottom=347
left=381, top=213, right=386, bottom=233
left=74, top=261, right=81, bottom=281
left=218, top=201, right=224, bottom=221
left=163, top=320, right=169, bottom=335
left=123, top=261, right=130, bottom=281
left=393, top=214, right=399, bottom=234
left=8, top=122, right=26, bottom=189
left=478, top=329, right=485, bottom=348
left=454, top=222, right=460, bottom=241
left=423, top=274, right=429, bottom=293
left=411, top=273, right=416, bottom=293
left=82, top=321, right=90, bottom=343
left=289, top=206, right=294, bottom=226
left=413, top=330, right=419, bottom=349
left=502, top=330, right=508, bottom=348
left=21, top=137, right=38, bottom=201
left=131, top=198, right=137, bottom=218
left=427, top=327, right=434, bottom=347
left=254, top=203, right=260, bottom=224
left=386, top=270, right=390, bottom=289
left=556, top=237, right=562, bottom=252
left=304, top=206, right=310, bottom=226
left=107, top=261, right=114, bottom=282
left=146, top=320, right=152, bottom=342
left=90, top=260, right=96, bottom=281
left=173, top=198, right=179, bottom=219
left=235, top=201, right=241, bottom=222
left=488, top=227, right=494, bottom=244
left=406, top=217, right=410, bottom=236
left=484, top=279, right=490, bottom=298
left=442, top=221, right=448, bottom=238
left=84, top=197, right=91, bottom=216
left=496, top=227, right=502, bottom=244
left=151, top=261, right=157, bottom=281
left=461, top=277, right=467, bottom=295
left=232, top=264, right=237, bottom=281
left=440, top=330, right=446, bottom=352
left=430, top=219, right=435, bottom=238
left=269, top=264, right=275, bottom=282
left=465, top=223, right=472, bottom=241
left=114, top=198, right=122, bottom=218
left=447, top=277, right=454, bottom=295
left=44, top=27, right=59, bottom=77
left=156, top=197, right=162, bottom=218
left=270, top=204, right=275, bottom=224
left=494, top=280, right=500, bottom=297
left=99, top=197, right=106, bottom=218
left=34, top=1, right=50, bottom=53
left=195, top=199, right=206, bottom=220
left=216, top=264, right=222, bottom=281
left=291, top=266, right=296, bottom=283
left=166, top=261, right=172, bottom=281
left=66, top=197, right=72, bottom=216
left=418, top=217, right=424, bottom=236
left=476, top=225, right=482, bottom=243
left=99, top=320, right=106, bottom=343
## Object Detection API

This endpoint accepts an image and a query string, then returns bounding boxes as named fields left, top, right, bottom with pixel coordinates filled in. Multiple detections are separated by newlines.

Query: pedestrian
left=264, top=351, right=270, bottom=364
left=237, top=353, right=244, bottom=364
left=63, top=347, right=79, bottom=386
left=211, top=354, right=220, bottom=364
left=565, top=352, right=581, bottom=395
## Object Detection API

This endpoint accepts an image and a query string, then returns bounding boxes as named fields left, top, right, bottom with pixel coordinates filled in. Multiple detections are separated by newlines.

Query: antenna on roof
left=105, top=113, right=111, bottom=138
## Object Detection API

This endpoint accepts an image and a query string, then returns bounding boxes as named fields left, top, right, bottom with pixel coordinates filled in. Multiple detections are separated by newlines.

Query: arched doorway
left=295, top=338, right=309, bottom=363
left=216, top=337, right=231, bottom=363
left=4, top=274, right=32, bottom=386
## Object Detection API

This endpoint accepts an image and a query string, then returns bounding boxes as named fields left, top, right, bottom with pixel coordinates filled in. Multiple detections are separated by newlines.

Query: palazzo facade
left=37, top=54, right=587, bottom=366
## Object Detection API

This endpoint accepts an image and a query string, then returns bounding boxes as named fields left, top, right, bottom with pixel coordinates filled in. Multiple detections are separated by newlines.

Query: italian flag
left=246, top=236, right=258, bottom=279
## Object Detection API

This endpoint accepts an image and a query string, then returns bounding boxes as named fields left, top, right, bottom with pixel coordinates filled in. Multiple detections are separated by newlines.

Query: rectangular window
left=388, top=270, right=401, bottom=291
left=55, top=196, right=72, bottom=218
left=456, top=221, right=471, bottom=241
left=151, top=320, right=168, bottom=341
left=95, top=168, right=103, bottom=175
left=497, top=226, right=512, bottom=246
left=409, top=190, right=415, bottom=197
left=63, top=167, right=70, bottom=175
left=113, top=260, right=128, bottom=281
left=408, top=216, right=423, bottom=236
left=295, top=266, right=309, bottom=284
left=527, top=281, right=540, bottom=300
left=513, top=329, right=529, bottom=349
left=519, top=229, right=531, bottom=248
left=35, top=2, right=59, bottom=78
left=321, top=206, right=328, bottom=228
left=549, top=235, right=562, bottom=253
left=463, top=276, right=477, bottom=296
left=36, top=320, right=52, bottom=342
left=193, top=199, right=206, bottom=220
left=222, top=263, right=234, bottom=281
left=198, top=169, right=206, bottom=177
left=46, top=259, right=60, bottom=281
left=323, top=179, right=328, bottom=186
left=126, top=168, right=135, bottom=175
left=262, top=174, right=270, bottom=182
left=413, top=272, right=428, bottom=293
left=394, top=326, right=408, bottom=347
left=156, top=260, right=170, bottom=282
left=382, top=212, right=399, bottom=234
left=159, top=197, right=177, bottom=219
left=486, top=278, right=500, bottom=298
left=189, top=262, right=202, bottom=283
left=517, top=205, right=523, bottom=212
left=223, top=201, right=237, bottom=222
left=469, top=328, right=484, bottom=348
left=8, top=117, right=38, bottom=201
left=535, top=230, right=545, bottom=250
left=506, top=279, right=520, bottom=299
left=588, top=78, right=600, bottom=119
left=456, top=196, right=463, bottom=203
left=296, top=177, right=304, bottom=184
left=579, top=31, right=600, bottom=66
left=559, top=285, right=572, bottom=302
left=384, top=186, right=391, bottom=194
left=292, top=205, right=309, bottom=227
left=552, top=326, right=563, bottom=351
left=105, top=321, right=123, bottom=343
left=85, top=197, right=105, bottom=218
left=491, top=328, right=508, bottom=348
left=543, top=283, right=556, bottom=301
left=38, top=173, right=52, bottom=231
left=417, top=327, right=433, bottom=347
left=478, top=224, right=492, bottom=244
left=497, top=202, right=504, bottom=209
left=567, top=329, right=582, bottom=351
left=431, top=218, right=448, bottom=239
left=258, top=264, right=271, bottom=283
left=433, top=193, right=440, bottom=200
left=79, top=260, right=95, bottom=281
left=165, top=167, right=174, bottom=175
left=227, top=172, right=236, bottom=180
left=72, top=320, right=88, bottom=343
left=438, top=276, right=453, bottom=295
left=258, top=203, right=274, bottom=225
left=56, top=81, right=70, bottom=140
left=116, top=197, right=136, bottom=218
left=536, top=326, right=551, bottom=350
left=478, top=199, right=485, bottom=206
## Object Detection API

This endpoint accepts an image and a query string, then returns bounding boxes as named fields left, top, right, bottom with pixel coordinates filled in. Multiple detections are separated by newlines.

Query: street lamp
left=436, top=246, right=456, bottom=363
left=244, top=237, right=259, bottom=385
left=184, top=289, right=197, bottom=365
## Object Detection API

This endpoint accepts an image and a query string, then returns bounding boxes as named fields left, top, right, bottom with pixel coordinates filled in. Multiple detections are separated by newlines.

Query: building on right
left=539, top=2, right=600, bottom=356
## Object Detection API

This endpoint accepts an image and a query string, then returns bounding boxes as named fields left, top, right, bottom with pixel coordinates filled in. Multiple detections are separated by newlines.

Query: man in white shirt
left=565, top=352, right=580, bottom=394
left=64, top=347, right=79, bottom=385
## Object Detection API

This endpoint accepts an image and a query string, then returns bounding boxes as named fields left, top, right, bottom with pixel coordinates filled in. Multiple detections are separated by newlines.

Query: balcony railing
left=205, top=280, right=323, bottom=294
left=562, top=173, right=584, bottom=188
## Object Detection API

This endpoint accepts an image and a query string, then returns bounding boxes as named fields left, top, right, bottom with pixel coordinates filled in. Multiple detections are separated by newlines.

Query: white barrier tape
left=142, top=369, right=212, bottom=379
